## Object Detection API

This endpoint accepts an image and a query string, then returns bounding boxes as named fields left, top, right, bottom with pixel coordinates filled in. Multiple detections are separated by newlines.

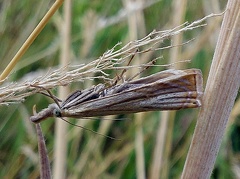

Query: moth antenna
left=76, top=116, right=131, bottom=121
left=59, top=117, right=121, bottom=141
left=95, top=117, right=131, bottom=121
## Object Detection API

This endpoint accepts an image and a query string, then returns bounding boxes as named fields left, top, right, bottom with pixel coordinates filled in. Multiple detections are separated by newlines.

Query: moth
left=30, top=68, right=203, bottom=123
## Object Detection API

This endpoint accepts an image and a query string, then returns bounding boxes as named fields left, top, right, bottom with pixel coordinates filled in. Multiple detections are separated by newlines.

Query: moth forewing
left=60, top=69, right=203, bottom=118
left=61, top=84, right=105, bottom=109
left=30, top=69, right=203, bottom=123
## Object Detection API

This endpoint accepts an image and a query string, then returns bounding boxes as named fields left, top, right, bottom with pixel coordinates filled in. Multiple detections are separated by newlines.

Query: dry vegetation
left=1, top=0, right=240, bottom=179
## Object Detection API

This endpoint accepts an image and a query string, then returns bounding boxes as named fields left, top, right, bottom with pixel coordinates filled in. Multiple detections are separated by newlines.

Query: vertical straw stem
left=182, top=1, right=240, bottom=178
left=123, top=0, right=147, bottom=178
left=149, top=0, right=187, bottom=178
left=53, top=0, right=71, bottom=178
left=0, top=0, right=63, bottom=82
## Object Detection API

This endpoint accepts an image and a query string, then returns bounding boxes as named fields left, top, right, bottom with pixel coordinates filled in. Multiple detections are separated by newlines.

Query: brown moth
left=30, top=69, right=203, bottom=123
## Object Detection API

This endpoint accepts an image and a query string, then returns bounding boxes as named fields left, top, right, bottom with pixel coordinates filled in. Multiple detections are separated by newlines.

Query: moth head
left=52, top=104, right=62, bottom=117
left=30, top=103, right=61, bottom=123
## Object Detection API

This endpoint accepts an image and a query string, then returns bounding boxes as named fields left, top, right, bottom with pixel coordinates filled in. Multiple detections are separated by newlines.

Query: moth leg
left=77, top=84, right=105, bottom=102
left=111, top=48, right=139, bottom=86
left=30, top=84, right=62, bottom=108
left=127, top=58, right=157, bottom=81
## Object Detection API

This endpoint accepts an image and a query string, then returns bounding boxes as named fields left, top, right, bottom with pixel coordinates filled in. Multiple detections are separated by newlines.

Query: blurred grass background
left=1, top=0, right=239, bottom=178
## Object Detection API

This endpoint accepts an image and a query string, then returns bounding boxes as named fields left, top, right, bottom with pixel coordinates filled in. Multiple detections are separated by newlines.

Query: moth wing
left=62, top=69, right=203, bottom=118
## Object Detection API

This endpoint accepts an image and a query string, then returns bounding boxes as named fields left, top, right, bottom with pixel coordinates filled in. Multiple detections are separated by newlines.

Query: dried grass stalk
left=182, top=1, right=240, bottom=178
left=0, top=13, right=222, bottom=105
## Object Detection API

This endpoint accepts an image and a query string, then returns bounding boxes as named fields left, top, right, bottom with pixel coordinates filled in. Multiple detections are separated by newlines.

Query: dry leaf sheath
left=30, top=69, right=203, bottom=123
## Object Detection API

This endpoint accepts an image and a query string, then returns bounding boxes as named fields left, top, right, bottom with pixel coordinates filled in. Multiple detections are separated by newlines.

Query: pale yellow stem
left=53, top=0, right=71, bottom=179
left=0, top=0, right=64, bottom=82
